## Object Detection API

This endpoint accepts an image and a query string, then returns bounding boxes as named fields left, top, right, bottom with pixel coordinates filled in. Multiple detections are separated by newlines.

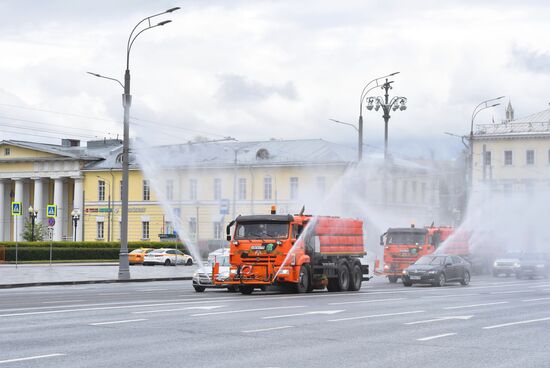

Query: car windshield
left=415, top=256, right=445, bottom=265
left=235, top=222, right=289, bottom=239
left=387, top=231, right=425, bottom=245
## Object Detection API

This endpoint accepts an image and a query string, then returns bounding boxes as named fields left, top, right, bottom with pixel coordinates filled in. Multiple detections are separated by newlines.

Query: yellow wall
left=0, top=144, right=57, bottom=159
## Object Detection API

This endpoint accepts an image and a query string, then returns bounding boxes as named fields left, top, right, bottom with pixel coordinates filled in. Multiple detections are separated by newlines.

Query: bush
left=4, top=247, right=120, bottom=261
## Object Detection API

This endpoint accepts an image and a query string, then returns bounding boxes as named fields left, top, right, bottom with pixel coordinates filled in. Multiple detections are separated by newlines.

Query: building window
left=143, top=180, right=150, bottom=201
left=97, top=221, right=104, bottom=240
left=189, top=217, right=197, bottom=237
left=190, top=179, right=197, bottom=201
left=166, top=179, right=174, bottom=201
left=290, top=177, right=299, bottom=200
left=526, top=150, right=535, bottom=165
left=264, top=177, right=272, bottom=200
left=421, top=182, right=427, bottom=203
left=238, top=178, right=247, bottom=200
left=213, top=222, right=222, bottom=240
left=4, top=148, right=10, bottom=156
left=165, top=221, right=174, bottom=235
left=213, top=178, right=222, bottom=200
left=484, top=151, right=492, bottom=166
left=98, top=180, right=105, bottom=201
left=504, top=150, right=513, bottom=166
left=411, top=181, right=417, bottom=203
left=316, top=176, right=326, bottom=195
left=142, top=221, right=150, bottom=240
left=402, top=181, right=408, bottom=203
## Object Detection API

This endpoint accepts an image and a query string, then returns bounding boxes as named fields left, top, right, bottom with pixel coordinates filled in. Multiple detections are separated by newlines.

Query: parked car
left=515, top=253, right=549, bottom=279
left=493, top=252, right=522, bottom=277
left=128, top=248, right=154, bottom=265
left=143, top=248, right=194, bottom=266
left=193, top=248, right=237, bottom=292
left=402, top=254, right=471, bottom=287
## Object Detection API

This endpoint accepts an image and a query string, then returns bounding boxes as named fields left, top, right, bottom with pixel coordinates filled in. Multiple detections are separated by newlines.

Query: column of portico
left=73, top=177, right=84, bottom=241
left=33, top=178, right=46, bottom=225
left=0, top=180, right=5, bottom=241
left=13, top=178, right=24, bottom=241
left=53, top=178, right=64, bottom=241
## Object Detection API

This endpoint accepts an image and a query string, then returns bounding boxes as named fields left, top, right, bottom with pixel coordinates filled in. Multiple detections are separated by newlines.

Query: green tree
left=22, top=218, right=45, bottom=242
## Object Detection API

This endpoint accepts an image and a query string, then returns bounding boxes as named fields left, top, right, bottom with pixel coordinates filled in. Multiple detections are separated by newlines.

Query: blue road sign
left=11, top=202, right=22, bottom=216
left=47, top=204, right=57, bottom=218
left=48, top=217, right=56, bottom=227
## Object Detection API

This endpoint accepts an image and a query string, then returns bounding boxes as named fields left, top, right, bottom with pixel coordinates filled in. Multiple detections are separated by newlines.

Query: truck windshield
left=387, top=232, right=425, bottom=245
left=235, top=222, right=289, bottom=239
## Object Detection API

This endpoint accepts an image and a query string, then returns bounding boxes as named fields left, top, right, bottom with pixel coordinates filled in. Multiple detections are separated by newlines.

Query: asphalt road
left=1, top=275, right=549, bottom=368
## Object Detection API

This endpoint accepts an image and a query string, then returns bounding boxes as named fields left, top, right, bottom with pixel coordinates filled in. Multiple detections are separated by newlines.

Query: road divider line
left=89, top=319, right=147, bottom=326
left=490, top=290, right=532, bottom=295
left=42, top=300, right=85, bottom=304
left=192, top=306, right=305, bottom=317
left=242, top=326, right=294, bottom=333
left=405, top=315, right=473, bottom=325
left=0, top=354, right=65, bottom=364
left=522, top=297, right=550, bottom=302
left=263, top=310, right=344, bottom=319
left=417, top=333, right=457, bottom=341
left=328, top=310, right=425, bottom=322
left=422, top=293, right=478, bottom=299
left=133, top=306, right=223, bottom=314
left=329, top=298, right=406, bottom=306
left=444, top=302, right=508, bottom=310
left=483, top=316, right=550, bottom=330
left=98, top=293, right=131, bottom=296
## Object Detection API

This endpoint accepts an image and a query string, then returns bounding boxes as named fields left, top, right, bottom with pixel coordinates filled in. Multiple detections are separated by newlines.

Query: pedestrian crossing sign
left=11, top=202, right=22, bottom=216
left=47, top=204, right=57, bottom=218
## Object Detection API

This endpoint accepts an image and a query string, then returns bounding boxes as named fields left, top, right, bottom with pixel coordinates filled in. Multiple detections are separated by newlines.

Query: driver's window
left=292, top=225, right=303, bottom=239
left=445, top=256, right=453, bottom=265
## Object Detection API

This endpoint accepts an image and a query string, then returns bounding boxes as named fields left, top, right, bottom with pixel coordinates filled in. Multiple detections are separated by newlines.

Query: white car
left=143, top=248, right=194, bottom=266
left=193, top=248, right=235, bottom=292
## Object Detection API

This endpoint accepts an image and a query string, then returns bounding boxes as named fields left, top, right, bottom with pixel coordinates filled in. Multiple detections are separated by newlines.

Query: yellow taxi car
left=128, top=248, right=154, bottom=265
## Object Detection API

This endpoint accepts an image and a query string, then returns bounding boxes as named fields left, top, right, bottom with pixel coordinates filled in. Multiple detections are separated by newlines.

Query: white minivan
left=192, top=248, right=236, bottom=292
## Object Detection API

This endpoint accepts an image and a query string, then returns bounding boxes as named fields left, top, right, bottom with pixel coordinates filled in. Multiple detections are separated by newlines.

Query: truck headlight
left=279, top=269, right=290, bottom=275
left=402, top=270, right=408, bottom=275
left=513, top=262, right=521, bottom=268
left=230, top=269, right=237, bottom=274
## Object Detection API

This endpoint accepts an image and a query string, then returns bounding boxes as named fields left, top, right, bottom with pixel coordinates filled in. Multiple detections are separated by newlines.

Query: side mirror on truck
left=380, top=232, right=386, bottom=246
left=226, top=220, right=235, bottom=241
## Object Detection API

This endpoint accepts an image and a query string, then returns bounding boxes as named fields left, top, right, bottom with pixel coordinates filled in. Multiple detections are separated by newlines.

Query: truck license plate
left=250, top=245, right=265, bottom=250
left=410, top=276, right=421, bottom=280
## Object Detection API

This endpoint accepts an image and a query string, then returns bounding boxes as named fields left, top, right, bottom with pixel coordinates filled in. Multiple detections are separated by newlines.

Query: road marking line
left=422, top=293, right=478, bottom=299
left=242, top=326, right=294, bottom=333
left=328, top=310, right=425, bottom=322
left=42, top=300, right=85, bottom=304
left=133, top=306, right=224, bottom=314
left=417, top=333, right=457, bottom=341
left=98, top=293, right=131, bottom=296
left=192, top=306, right=305, bottom=317
left=0, top=354, right=65, bottom=364
left=444, top=302, right=508, bottom=310
left=405, top=316, right=473, bottom=325
left=522, top=297, right=550, bottom=302
left=483, top=317, right=550, bottom=330
left=263, top=310, right=344, bottom=319
left=139, top=289, right=169, bottom=292
left=490, top=290, right=532, bottom=295
left=329, top=298, right=406, bottom=306
left=89, top=319, right=147, bottom=326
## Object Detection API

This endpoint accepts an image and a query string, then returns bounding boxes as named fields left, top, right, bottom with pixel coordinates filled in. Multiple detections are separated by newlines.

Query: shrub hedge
left=0, top=241, right=184, bottom=249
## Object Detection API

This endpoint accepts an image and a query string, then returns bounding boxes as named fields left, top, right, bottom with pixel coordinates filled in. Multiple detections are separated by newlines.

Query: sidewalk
left=0, top=263, right=198, bottom=288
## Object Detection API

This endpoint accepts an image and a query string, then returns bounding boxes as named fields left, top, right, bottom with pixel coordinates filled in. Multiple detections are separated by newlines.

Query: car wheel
left=164, top=259, right=172, bottom=266
left=295, top=265, right=310, bottom=294
left=193, top=285, right=206, bottom=292
left=434, top=273, right=446, bottom=287
left=186, top=258, right=193, bottom=266
left=348, top=263, right=362, bottom=291
left=240, top=285, right=254, bottom=295
left=388, top=276, right=398, bottom=284
left=403, top=281, right=413, bottom=287
left=460, top=271, right=470, bottom=286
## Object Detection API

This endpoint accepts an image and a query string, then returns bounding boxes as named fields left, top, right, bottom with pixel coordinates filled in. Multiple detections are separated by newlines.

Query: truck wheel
left=240, top=285, right=254, bottom=295
left=227, top=286, right=238, bottom=292
left=348, top=264, right=362, bottom=291
left=403, top=281, right=413, bottom=287
left=295, top=265, right=310, bottom=293
left=337, top=263, right=350, bottom=291
left=193, top=285, right=205, bottom=292
left=388, top=276, right=398, bottom=283
left=327, top=278, right=339, bottom=292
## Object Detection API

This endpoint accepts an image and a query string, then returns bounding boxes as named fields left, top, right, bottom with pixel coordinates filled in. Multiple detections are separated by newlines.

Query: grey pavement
left=0, top=263, right=197, bottom=288
left=0, top=275, right=549, bottom=367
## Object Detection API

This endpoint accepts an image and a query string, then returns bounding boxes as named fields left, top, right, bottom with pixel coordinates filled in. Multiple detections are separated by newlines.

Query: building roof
left=475, top=107, right=550, bottom=138
left=0, top=139, right=122, bottom=161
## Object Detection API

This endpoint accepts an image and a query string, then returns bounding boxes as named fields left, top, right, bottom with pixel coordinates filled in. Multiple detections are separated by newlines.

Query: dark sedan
left=402, top=254, right=471, bottom=287
left=515, top=253, right=549, bottom=280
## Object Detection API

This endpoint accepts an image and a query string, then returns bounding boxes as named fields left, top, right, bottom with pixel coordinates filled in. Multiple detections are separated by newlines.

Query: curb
left=0, top=277, right=193, bottom=289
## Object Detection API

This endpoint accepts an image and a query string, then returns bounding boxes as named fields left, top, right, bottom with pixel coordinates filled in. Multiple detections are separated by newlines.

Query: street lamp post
left=71, top=209, right=80, bottom=242
left=89, top=7, right=179, bottom=280
left=468, top=96, right=504, bottom=196
left=28, top=206, right=38, bottom=241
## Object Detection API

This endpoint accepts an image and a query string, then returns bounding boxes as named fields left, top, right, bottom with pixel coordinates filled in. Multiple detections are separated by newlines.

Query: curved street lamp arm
left=359, top=72, right=400, bottom=113
left=329, top=118, right=359, bottom=132
left=471, top=103, right=500, bottom=132
left=470, top=96, right=505, bottom=129
left=127, top=24, right=163, bottom=66
left=86, top=72, right=124, bottom=90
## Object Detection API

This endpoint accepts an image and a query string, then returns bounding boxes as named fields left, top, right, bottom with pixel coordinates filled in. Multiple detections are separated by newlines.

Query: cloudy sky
left=1, top=0, right=549, bottom=159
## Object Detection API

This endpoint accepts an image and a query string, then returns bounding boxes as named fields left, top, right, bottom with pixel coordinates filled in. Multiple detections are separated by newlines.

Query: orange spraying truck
left=212, top=207, right=370, bottom=294
left=380, top=225, right=453, bottom=283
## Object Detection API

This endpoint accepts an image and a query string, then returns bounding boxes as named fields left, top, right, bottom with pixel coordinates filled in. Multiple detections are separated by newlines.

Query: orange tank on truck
left=380, top=225, right=453, bottom=283
left=212, top=206, right=370, bottom=294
